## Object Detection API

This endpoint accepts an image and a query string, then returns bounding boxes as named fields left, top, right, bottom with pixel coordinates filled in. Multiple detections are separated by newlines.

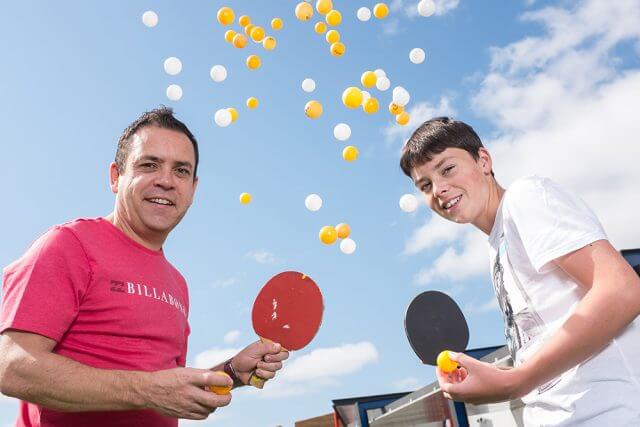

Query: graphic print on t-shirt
left=492, top=241, right=560, bottom=393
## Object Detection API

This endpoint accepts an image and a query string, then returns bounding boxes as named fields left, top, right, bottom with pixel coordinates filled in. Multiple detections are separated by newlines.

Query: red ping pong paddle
left=404, top=290, right=469, bottom=366
left=249, top=271, right=324, bottom=388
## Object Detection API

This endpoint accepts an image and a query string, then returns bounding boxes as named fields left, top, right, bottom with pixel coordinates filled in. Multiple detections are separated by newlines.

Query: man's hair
left=115, top=106, right=199, bottom=178
left=399, top=116, right=493, bottom=178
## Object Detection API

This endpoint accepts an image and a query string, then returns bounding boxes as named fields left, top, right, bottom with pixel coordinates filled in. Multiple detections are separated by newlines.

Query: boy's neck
left=475, top=179, right=506, bottom=235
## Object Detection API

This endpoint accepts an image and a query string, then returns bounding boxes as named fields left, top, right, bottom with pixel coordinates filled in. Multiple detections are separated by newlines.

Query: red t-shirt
left=1, top=218, right=191, bottom=426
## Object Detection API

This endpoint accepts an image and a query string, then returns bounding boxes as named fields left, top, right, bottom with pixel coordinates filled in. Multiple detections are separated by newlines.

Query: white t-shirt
left=488, top=175, right=640, bottom=426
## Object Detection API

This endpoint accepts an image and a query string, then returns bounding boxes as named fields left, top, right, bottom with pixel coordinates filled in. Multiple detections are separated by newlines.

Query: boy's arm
left=514, top=239, right=640, bottom=392
left=439, top=240, right=640, bottom=403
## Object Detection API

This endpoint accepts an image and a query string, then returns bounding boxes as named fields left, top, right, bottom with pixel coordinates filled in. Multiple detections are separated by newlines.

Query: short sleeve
left=503, top=177, right=607, bottom=272
left=1, top=226, right=92, bottom=341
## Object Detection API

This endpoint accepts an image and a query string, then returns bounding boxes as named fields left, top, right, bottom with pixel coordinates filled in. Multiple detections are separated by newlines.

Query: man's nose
left=154, top=167, right=175, bottom=189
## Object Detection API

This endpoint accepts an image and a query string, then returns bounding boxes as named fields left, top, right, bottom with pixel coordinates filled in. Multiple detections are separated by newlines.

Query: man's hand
left=230, top=341, right=290, bottom=385
left=437, top=352, right=527, bottom=405
left=143, top=368, right=232, bottom=420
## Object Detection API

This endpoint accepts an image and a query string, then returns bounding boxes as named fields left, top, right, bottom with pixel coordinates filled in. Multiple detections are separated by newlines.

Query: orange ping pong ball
left=224, top=30, right=236, bottom=43
left=271, top=17, right=283, bottom=30
left=238, top=15, right=251, bottom=27
left=246, top=97, right=259, bottom=109
left=209, top=371, right=232, bottom=394
left=315, top=22, right=327, bottom=34
left=262, top=36, right=277, bottom=51
left=335, top=223, right=351, bottom=239
left=396, top=111, right=410, bottom=125
left=232, top=34, right=247, bottom=49
left=436, top=350, right=459, bottom=374
left=389, top=102, right=404, bottom=115
left=373, top=3, right=390, bottom=19
left=217, top=7, right=235, bottom=26
left=246, top=55, right=261, bottom=70
left=363, top=97, right=379, bottom=114
left=342, top=87, right=363, bottom=109
left=325, top=29, right=340, bottom=44
left=304, top=100, right=323, bottom=119
left=319, top=226, right=338, bottom=245
left=250, top=26, right=265, bottom=42
left=295, top=2, right=314, bottom=21
left=316, top=0, right=333, bottom=15
left=325, top=9, right=342, bottom=26
left=330, top=41, right=345, bottom=57
left=239, top=192, right=252, bottom=205
left=342, top=146, right=359, bottom=162
left=227, top=107, right=238, bottom=122
left=361, top=71, right=377, bottom=88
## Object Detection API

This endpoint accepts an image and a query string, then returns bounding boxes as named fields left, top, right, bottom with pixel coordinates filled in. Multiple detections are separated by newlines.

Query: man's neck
left=104, top=212, right=165, bottom=251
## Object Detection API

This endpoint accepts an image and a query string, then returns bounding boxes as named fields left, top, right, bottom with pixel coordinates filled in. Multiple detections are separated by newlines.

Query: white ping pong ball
left=305, top=194, right=323, bottom=212
left=340, top=238, right=356, bottom=254
left=333, top=123, right=351, bottom=141
left=166, top=84, right=183, bottom=101
left=142, top=11, right=158, bottom=27
left=399, top=194, right=418, bottom=213
left=163, top=57, right=182, bottom=75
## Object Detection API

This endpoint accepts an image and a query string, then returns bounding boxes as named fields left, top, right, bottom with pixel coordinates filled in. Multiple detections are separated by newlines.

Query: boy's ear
left=477, top=147, right=493, bottom=174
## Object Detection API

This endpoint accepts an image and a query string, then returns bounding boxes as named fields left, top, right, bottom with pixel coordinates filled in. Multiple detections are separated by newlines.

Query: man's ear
left=109, top=162, right=120, bottom=194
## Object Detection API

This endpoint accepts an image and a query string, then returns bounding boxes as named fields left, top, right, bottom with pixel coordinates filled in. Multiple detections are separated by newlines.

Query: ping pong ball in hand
left=209, top=371, right=232, bottom=394
left=437, top=350, right=459, bottom=374
left=319, top=226, right=338, bottom=245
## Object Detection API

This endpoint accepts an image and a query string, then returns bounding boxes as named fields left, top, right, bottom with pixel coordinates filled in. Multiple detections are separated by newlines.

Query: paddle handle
left=249, top=337, right=269, bottom=389
left=249, top=337, right=289, bottom=389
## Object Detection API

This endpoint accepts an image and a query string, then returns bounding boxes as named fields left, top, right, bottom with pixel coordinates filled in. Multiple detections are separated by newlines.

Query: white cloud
left=392, top=376, right=422, bottom=390
left=223, top=330, right=241, bottom=344
left=245, top=250, right=276, bottom=264
left=405, top=0, right=640, bottom=289
left=192, top=347, right=241, bottom=369
left=412, top=229, right=488, bottom=286
left=403, top=213, right=466, bottom=255
left=259, top=342, right=379, bottom=398
left=384, top=98, right=457, bottom=146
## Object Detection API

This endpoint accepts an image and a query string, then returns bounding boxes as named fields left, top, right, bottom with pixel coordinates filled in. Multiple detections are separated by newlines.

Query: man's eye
left=141, top=163, right=157, bottom=169
left=176, top=168, right=190, bottom=176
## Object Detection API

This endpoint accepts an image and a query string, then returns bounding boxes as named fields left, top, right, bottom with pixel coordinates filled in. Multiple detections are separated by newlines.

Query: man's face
left=110, top=126, right=198, bottom=240
left=410, top=147, right=492, bottom=224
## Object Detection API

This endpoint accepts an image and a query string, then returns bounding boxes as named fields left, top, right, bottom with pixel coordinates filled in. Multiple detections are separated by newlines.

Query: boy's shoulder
left=503, top=175, right=557, bottom=206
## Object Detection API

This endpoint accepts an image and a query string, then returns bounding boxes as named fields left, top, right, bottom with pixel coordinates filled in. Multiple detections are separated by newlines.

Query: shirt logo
left=110, top=279, right=187, bottom=318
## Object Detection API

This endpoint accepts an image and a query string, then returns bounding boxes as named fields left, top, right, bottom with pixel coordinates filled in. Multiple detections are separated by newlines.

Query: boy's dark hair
left=400, top=117, right=493, bottom=178
left=115, top=106, right=199, bottom=178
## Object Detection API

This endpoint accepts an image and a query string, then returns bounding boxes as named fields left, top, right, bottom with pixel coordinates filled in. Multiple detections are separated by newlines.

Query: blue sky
left=1, top=0, right=639, bottom=426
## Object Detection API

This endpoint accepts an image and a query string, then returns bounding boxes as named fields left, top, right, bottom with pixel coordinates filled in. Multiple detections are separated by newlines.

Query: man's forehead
left=129, top=126, right=195, bottom=161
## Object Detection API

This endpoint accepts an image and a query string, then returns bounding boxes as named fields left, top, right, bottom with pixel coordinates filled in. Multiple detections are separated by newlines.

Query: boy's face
left=410, top=147, right=493, bottom=224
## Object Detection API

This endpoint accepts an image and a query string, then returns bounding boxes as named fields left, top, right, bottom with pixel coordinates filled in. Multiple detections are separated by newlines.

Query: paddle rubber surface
left=251, top=271, right=323, bottom=351
left=404, top=290, right=469, bottom=365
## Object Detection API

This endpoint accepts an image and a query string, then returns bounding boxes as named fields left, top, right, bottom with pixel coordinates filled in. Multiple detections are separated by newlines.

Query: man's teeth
left=444, top=196, right=461, bottom=209
left=149, top=198, right=173, bottom=205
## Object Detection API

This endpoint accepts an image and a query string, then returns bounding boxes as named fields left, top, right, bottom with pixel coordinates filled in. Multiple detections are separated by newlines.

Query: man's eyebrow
left=135, top=156, right=193, bottom=169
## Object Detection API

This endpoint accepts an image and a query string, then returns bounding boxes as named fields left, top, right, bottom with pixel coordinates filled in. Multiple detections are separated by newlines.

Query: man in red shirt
left=0, top=107, right=289, bottom=426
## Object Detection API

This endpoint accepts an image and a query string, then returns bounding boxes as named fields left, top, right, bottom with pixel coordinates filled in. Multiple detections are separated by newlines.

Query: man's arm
left=0, top=330, right=232, bottom=420
left=209, top=341, right=289, bottom=388
left=439, top=240, right=640, bottom=403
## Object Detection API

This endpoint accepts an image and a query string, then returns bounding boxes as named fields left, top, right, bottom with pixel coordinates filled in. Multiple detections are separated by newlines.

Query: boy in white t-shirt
left=400, top=117, right=640, bottom=426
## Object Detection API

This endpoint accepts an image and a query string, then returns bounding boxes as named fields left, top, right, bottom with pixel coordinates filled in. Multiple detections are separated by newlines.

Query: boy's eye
left=443, top=165, right=455, bottom=174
